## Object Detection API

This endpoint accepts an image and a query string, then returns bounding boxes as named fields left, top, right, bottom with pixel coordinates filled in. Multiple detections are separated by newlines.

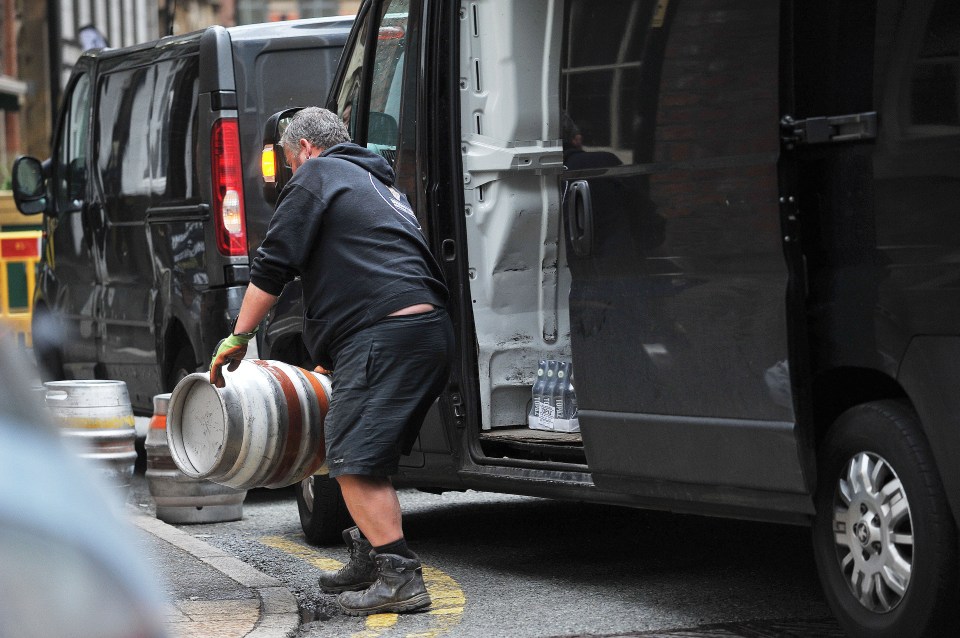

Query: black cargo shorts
left=323, top=308, right=454, bottom=477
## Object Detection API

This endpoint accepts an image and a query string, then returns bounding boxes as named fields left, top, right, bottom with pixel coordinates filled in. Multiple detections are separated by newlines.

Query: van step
left=479, top=427, right=582, bottom=446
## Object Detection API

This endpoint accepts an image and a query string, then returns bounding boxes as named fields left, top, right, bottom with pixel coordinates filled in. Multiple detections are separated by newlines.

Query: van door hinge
left=450, top=392, right=465, bottom=428
left=780, top=112, right=878, bottom=148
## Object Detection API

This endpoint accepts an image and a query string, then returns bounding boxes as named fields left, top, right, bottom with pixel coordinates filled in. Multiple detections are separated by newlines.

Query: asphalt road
left=128, top=473, right=845, bottom=638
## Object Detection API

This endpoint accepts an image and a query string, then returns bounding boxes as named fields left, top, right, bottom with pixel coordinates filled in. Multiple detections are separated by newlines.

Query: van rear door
left=93, top=47, right=202, bottom=406
left=564, top=0, right=810, bottom=505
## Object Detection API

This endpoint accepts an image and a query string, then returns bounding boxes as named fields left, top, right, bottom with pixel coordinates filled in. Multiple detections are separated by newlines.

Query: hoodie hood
left=320, top=142, right=395, bottom=185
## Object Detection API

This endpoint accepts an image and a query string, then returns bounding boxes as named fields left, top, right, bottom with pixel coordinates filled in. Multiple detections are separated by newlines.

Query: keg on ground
left=167, top=359, right=331, bottom=490
left=44, top=380, right=138, bottom=490
left=145, top=392, right=247, bottom=524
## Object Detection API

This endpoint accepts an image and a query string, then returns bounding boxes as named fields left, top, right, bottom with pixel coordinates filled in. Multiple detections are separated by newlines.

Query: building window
left=236, top=0, right=348, bottom=25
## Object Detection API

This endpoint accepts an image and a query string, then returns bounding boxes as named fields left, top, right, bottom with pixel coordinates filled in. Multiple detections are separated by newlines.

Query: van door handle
left=565, top=180, right=594, bottom=257
left=80, top=203, right=97, bottom=248
left=83, top=203, right=105, bottom=247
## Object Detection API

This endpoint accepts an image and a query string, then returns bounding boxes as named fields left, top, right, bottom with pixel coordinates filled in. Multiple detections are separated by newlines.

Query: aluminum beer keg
left=167, top=360, right=331, bottom=490
left=44, top=380, right=138, bottom=490
left=145, top=392, right=247, bottom=523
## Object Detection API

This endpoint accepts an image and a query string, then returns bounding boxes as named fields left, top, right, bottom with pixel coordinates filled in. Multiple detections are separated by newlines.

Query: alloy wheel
left=832, top=451, right=913, bottom=613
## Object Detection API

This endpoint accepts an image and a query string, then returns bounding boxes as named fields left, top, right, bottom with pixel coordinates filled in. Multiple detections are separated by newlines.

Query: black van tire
left=31, top=308, right=64, bottom=381
left=297, top=474, right=354, bottom=546
left=812, top=400, right=959, bottom=638
left=166, top=345, right=198, bottom=392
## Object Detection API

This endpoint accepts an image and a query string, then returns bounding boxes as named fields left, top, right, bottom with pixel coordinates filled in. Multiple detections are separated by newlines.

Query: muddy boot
left=337, top=553, right=432, bottom=616
left=317, top=527, right=378, bottom=593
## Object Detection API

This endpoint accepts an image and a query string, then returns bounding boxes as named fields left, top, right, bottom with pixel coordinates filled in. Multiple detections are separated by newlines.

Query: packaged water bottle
left=565, top=367, right=578, bottom=419
left=554, top=362, right=568, bottom=419
left=550, top=361, right=579, bottom=432
left=530, top=360, right=547, bottom=421
left=540, top=360, right=559, bottom=429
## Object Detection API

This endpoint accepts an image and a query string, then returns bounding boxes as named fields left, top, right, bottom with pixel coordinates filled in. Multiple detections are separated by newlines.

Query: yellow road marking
left=259, top=535, right=465, bottom=638
left=260, top=534, right=343, bottom=571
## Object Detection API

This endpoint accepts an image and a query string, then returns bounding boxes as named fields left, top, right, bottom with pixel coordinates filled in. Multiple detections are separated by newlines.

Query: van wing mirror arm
left=261, top=107, right=306, bottom=204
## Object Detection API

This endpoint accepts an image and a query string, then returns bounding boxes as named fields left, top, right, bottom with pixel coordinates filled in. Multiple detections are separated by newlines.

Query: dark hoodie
left=250, top=143, right=448, bottom=368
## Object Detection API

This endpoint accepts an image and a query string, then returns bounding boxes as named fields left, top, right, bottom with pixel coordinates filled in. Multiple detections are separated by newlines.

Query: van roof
left=227, top=15, right=354, bottom=42
left=81, top=16, right=355, bottom=61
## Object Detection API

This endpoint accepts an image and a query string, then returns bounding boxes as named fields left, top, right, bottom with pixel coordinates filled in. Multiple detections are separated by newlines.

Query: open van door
left=563, top=0, right=810, bottom=506
left=294, top=0, right=456, bottom=545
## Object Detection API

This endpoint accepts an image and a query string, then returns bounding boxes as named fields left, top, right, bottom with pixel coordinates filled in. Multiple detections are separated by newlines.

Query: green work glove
left=209, top=331, right=255, bottom=388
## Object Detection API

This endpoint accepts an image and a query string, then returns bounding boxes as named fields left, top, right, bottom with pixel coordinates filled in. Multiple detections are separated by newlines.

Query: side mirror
left=11, top=156, right=48, bottom=215
left=261, top=107, right=305, bottom=205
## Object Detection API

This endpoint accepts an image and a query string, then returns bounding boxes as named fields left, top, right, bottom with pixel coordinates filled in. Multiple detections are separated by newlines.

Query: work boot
left=317, top=527, right=378, bottom=593
left=337, top=553, right=432, bottom=616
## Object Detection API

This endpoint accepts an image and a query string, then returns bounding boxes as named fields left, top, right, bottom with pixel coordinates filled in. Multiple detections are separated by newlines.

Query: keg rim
left=167, top=373, right=229, bottom=479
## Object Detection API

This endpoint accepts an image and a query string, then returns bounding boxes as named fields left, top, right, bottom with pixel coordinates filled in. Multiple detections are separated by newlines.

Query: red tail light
left=211, top=118, right=247, bottom=256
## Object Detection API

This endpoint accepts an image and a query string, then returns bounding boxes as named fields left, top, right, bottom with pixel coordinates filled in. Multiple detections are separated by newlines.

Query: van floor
left=479, top=427, right=582, bottom=444
left=478, top=427, right=586, bottom=464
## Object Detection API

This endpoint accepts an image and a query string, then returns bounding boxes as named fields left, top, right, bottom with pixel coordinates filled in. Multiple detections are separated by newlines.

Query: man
left=209, top=107, right=453, bottom=616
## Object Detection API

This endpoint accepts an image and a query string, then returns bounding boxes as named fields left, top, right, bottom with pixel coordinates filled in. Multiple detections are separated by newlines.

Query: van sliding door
left=565, top=0, right=809, bottom=501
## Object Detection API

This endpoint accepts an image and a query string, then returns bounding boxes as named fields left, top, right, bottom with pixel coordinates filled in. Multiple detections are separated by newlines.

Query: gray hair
left=280, top=106, right=351, bottom=152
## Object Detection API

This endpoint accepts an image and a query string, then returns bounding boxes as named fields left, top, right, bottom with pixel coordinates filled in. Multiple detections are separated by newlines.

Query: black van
left=273, top=1, right=960, bottom=636
left=11, top=17, right=352, bottom=410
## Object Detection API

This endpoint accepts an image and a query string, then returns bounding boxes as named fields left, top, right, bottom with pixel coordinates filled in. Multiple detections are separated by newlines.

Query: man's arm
left=208, top=282, right=279, bottom=387
left=234, top=282, right=278, bottom=334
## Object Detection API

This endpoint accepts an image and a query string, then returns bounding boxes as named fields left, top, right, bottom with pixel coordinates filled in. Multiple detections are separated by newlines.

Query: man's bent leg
left=335, top=474, right=403, bottom=546
left=334, top=474, right=431, bottom=615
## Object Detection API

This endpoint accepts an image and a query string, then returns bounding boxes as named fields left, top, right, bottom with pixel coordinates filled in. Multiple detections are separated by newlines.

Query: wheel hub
left=301, top=476, right=315, bottom=514
left=852, top=519, right=873, bottom=547
left=832, top=451, right=913, bottom=613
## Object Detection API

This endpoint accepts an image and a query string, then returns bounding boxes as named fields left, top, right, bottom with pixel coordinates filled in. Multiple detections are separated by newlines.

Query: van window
left=255, top=48, right=341, bottom=115
left=152, top=57, right=200, bottom=202
left=333, top=9, right=370, bottom=139
left=561, top=0, right=646, bottom=166
left=910, top=0, right=960, bottom=130
left=332, top=0, right=420, bottom=213
left=333, top=0, right=411, bottom=165
left=96, top=56, right=200, bottom=218
left=55, top=73, right=92, bottom=212
left=97, top=66, right=156, bottom=221
left=367, top=0, right=410, bottom=161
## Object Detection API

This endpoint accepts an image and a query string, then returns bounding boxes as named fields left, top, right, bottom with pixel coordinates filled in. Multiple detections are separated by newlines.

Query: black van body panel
left=583, top=413, right=808, bottom=494
left=787, top=0, right=960, bottom=529
left=558, top=1, right=810, bottom=505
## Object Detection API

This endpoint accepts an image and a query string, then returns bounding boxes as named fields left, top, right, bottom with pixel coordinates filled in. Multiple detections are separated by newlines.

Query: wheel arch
left=812, top=351, right=960, bottom=532
left=162, top=318, right=198, bottom=383
left=896, top=337, right=960, bottom=532
left=811, top=366, right=909, bottom=446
